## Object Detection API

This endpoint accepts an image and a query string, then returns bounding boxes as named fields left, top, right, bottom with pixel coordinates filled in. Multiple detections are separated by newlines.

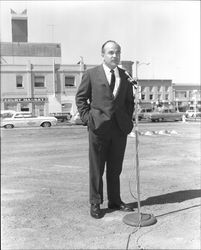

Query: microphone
left=125, top=71, right=138, bottom=89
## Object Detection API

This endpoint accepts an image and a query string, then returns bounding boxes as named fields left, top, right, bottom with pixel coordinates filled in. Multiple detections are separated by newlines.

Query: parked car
left=133, top=108, right=153, bottom=121
left=144, top=108, right=184, bottom=122
left=50, top=112, right=72, bottom=122
left=185, top=111, right=201, bottom=120
left=1, top=111, right=58, bottom=128
left=185, top=110, right=199, bottom=118
left=0, top=110, right=16, bottom=118
left=69, top=112, right=85, bottom=125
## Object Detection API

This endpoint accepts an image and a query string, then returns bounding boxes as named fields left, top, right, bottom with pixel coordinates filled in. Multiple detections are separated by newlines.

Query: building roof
left=173, top=84, right=201, bottom=90
left=1, top=42, right=61, bottom=57
left=139, top=79, right=172, bottom=86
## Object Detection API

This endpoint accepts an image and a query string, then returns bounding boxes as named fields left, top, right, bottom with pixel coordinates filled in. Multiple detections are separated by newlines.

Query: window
left=149, top=86, right=154, bottom=92
left=65, top=76, right=75, bottom=87
left=141, top=94, right=145, bottom=100
left=149, top=94, right=153, bottom=100
left=165, top=86, right=169, bottom=92
left=4, top=103, right=17, bottom=111
left=165, top=94, right=169, bottom=100
left=21, top=104, right=30, bottom=112
left=0, top=112, right=13, bottom=118
left=176, top=91, right=187, bottom=98
left=21, top=107, right=29, bottom=112
left=14, top=114, right=24, bottom=118
left=34, top=76, right=45, bottom=88
left=16, top=75, right=23, bottom=88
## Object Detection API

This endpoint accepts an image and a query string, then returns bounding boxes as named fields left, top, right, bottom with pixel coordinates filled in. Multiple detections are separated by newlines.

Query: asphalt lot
left=1, top=121, right=200, bottom=249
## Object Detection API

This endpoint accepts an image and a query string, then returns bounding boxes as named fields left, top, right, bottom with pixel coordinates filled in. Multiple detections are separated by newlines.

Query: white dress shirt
left=103, top=63, right=120, bottom=97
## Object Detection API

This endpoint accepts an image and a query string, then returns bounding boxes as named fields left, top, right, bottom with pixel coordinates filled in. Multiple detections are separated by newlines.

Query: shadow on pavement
left=128, top=189, right=201, bottom=208
left=98, top=189, right=201, bottom=218
left=156, top=203, right=201, bottom=218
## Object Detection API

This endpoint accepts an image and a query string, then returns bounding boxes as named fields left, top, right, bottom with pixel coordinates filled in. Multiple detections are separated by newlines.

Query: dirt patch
left=1, top=122, right=200, bottom=249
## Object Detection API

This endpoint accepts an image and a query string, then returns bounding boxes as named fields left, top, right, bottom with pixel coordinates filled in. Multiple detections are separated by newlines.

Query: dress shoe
left=90, top=204, right=102, bottom=219
left=108, top=201, right=134, bottom=212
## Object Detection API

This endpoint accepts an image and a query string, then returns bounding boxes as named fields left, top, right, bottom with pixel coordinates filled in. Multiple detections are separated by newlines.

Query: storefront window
left=4, top=103, right=17, bottom=111
left=21, top=104, right=29, bottom=112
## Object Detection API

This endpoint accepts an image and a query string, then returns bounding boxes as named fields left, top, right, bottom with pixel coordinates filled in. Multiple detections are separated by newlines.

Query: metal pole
left=123, top=61, right=157, bottom=227
left=135, top=61, right=141, bottom=224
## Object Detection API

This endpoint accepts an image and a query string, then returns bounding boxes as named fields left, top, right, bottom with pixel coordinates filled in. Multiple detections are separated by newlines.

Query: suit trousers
left=88, top=116, right=127, bottom=205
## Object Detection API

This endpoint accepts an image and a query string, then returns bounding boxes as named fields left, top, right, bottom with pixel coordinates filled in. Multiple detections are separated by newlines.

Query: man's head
left=101, top=40, right=121, bottom=69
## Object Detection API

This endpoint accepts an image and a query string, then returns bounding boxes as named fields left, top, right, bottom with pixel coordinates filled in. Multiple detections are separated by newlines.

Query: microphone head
left=125, top=71, right=131, bottom=77
left=125, top=71, right=138, bottom=88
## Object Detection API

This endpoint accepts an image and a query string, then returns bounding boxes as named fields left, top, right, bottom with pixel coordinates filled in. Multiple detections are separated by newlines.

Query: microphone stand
left=123, top=75, right=157, bottom=227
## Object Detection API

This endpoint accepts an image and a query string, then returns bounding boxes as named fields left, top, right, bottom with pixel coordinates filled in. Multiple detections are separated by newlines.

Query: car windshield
left=0, top=113, right=14, bottom=118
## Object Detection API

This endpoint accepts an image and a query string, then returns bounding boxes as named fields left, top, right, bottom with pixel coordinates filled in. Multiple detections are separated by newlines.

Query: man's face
left=102, top=42, right=121, bottom=69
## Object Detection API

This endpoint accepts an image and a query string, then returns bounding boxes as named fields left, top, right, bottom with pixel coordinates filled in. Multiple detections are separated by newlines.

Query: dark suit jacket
left=75, top=65, right=134, bottom=135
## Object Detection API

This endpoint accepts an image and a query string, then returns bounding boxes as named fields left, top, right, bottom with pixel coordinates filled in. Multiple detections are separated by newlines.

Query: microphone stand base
left=123, top=213, right=157, bottom=227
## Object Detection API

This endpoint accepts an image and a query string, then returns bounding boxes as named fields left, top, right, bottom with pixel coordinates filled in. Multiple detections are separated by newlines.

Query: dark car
left=145, top=108, right=184, bottom=122
left=133, top=108, right=152, bottom=121
left=50, top=112, right=72, bottom=122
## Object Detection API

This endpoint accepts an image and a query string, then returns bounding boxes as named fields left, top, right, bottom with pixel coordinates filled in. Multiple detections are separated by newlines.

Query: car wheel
left=41, top=122, right=51, bottom=127
left=4, top=124, right=14, bottom=129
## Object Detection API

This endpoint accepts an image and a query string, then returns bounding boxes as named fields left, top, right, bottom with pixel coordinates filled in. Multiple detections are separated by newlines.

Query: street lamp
left=123, top=61, right=157, bottom=228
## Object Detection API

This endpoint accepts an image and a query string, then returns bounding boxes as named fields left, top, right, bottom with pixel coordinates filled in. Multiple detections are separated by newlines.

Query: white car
left=1, top=111, right=58, bottom=128
left=185, top=110, right=198, bottom=118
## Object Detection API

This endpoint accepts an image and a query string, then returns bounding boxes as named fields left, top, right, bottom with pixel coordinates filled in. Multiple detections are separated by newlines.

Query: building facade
left=138, top=79, right=174, bottom=110
left=1, top=58, right=200, bottom=115
left=173, top=84, right=201, bottom=112
left=1, top=9, right=200, bottom=115
left=0, top=61, right=91, bottom=115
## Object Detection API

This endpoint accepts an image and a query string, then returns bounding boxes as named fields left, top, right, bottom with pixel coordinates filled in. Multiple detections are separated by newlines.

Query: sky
left=0, top=0, right=200, bottom=84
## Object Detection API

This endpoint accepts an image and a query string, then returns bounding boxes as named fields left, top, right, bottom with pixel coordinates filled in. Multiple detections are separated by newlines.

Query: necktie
left=110, top=69, right=115, bottom=93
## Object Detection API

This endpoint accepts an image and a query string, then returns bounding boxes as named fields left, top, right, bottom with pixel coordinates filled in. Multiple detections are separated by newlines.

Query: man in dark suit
left=75, top=40, right=134, bottom=219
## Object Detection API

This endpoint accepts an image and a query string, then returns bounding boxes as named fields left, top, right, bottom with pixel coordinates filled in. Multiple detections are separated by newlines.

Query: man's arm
left=75, top=71, right=91, bottom=124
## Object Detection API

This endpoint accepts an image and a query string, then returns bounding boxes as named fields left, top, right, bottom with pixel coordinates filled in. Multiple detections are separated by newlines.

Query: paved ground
left=1, top=121, right=200, bottom=249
